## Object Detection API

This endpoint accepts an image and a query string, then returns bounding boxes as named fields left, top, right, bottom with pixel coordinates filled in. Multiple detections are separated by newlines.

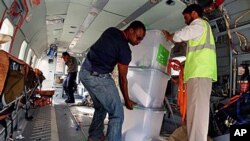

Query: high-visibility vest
left=184, top=19, right=217, bottom=82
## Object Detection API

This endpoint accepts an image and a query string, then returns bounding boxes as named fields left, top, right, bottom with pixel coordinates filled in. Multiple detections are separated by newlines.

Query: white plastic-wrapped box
left=129, top=30, right=173, bottom=72
left=127, top=67, right=170, bottom=108
left=122, top=107, right=165, bottom=141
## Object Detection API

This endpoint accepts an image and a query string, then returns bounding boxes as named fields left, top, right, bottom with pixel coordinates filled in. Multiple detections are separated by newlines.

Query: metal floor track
left=22, top=106, right=52, bottom=141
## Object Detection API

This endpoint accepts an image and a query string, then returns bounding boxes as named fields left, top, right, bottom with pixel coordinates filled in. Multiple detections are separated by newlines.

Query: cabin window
left=31, top=55, right=37, bottom=68
left=26, top=49, right=33, bottom=65
left=18, top=40, right=28, bottom=60
left=0, top=18, right=14, bottom=52
left=36, top=58, right=42, bottom=68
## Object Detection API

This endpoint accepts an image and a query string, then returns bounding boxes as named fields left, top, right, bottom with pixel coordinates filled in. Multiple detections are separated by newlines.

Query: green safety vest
left=184, top=19, right=217, bottom=82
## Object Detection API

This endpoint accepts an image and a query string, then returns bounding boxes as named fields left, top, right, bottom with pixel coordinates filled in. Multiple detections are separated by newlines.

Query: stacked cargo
left=122, top=30, right=173, bottom=141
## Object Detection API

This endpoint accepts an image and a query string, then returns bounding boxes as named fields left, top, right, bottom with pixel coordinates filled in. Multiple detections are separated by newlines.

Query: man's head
left=124, top=21, right=146, bottom=46
left=182, top=4, right=203, bottom=25
left=61, top=51, right=70, bottom=62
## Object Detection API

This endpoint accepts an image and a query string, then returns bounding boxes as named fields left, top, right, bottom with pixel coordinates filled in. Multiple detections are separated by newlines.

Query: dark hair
left=182, top=4, right=203, bottom=18
left=125, top=21, right=146, bottom=32
left=62, top=51, right=70, bottom=57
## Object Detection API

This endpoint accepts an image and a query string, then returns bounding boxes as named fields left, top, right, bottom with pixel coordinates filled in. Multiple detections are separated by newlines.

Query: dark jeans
left=79, top=68, right=123, bottom=141
left=63, top=72, right=77, bottom=101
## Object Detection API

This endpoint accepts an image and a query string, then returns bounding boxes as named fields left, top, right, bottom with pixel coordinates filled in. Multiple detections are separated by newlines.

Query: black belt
left=90, top=71, right=110, bottom=77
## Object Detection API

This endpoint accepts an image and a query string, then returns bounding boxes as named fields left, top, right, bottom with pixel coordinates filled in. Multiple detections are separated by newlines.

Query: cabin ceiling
left=44, top=0, right=186, bottom=55
left=3, top=0, right=249, bottom=76
left=14, top=0, right=250, bottom=58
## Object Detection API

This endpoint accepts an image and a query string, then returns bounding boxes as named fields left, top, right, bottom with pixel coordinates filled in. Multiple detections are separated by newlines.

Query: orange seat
left=34, top=90, right=55, bottom=107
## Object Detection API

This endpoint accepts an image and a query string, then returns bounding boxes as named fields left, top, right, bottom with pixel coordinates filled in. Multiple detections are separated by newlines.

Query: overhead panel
left=75, top=10, right=126, bottom=51
left=67, top=0, right=109, bottom=51
left=63, top=2, right=92, bottom=27
left=115, top=0, right=163, bottom=29
left=46, top=2, right=69, bottom=15
left=73, top=0, right=147, bottom=53
left=136, top=0, right=186, bottom=32
left=149, top=13, right=185, bottom=32
left=72, top=29, right=102, bottom=53
left=70, top=0, right=92, bottom=7
left=104, top=0, right=147, bottom=17
left=60, top=3, right=90, bottom=43
left=46, top=14, right=66, bottom=45
left=88, top=10, right=125, bottom=32
left=45, top=0, right=70, bottom=48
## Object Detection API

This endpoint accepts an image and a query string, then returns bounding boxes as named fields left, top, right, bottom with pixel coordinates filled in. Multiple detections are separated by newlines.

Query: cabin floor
left=12, top=87, right=178, bottom=141
left=11, top=86, right=231, bottom=141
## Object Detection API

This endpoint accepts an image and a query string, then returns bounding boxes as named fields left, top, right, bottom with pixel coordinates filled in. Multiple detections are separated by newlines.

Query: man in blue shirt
left=79, top=21, right=146, bottom=141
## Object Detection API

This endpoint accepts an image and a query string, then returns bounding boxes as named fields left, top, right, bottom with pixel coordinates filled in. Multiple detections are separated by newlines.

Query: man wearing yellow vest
left=163, top=4, right=217, bottom=141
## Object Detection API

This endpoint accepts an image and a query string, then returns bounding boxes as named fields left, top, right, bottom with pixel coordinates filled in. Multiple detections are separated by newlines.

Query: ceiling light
left=46, top=18, right=64, bottom=25
left=68, top=0, right=108, bottom=50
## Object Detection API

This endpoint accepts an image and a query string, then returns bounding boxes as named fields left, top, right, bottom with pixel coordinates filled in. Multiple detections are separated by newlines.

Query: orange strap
left=168, top=59, right=186, bottom=123
left=222, top=95, right=241, bottom=109
left=177, top=65, right=186, bottom=123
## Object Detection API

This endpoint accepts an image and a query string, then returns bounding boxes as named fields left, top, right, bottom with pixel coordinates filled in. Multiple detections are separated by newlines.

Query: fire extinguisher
left=240, top=64, right=250, bottom=93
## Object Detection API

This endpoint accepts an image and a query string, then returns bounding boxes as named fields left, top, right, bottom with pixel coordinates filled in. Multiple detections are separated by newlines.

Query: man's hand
left=162, top=30, right=170, bottom=40
left=162, top=30, right=174, bottom=43
left=125, top=99, right=136, bottom=110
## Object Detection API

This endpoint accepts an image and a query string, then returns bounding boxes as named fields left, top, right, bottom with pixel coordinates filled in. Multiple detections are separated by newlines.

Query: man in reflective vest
left=163, top=4, right=217, bottom=141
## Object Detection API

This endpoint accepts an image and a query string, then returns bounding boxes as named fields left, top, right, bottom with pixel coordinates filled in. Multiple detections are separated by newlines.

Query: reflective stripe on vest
left=188, top=21, right=215, bottom=52
left=184, top=19, right=217, bottom=82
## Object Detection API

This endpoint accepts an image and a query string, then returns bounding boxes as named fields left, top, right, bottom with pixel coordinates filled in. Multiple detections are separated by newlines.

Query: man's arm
left=162, top=30, right=175, bottom=43
left=117, top=63, right=134, bottom=110
left=163, top=20, right=204, bottom=43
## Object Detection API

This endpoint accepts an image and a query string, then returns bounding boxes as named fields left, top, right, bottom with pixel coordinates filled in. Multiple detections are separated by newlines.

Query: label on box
left=157, top=44, right=169, bottom=66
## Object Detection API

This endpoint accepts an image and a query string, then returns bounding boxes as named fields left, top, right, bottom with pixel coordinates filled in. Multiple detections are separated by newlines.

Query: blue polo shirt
left=83, top=27, right=131, bottom=74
